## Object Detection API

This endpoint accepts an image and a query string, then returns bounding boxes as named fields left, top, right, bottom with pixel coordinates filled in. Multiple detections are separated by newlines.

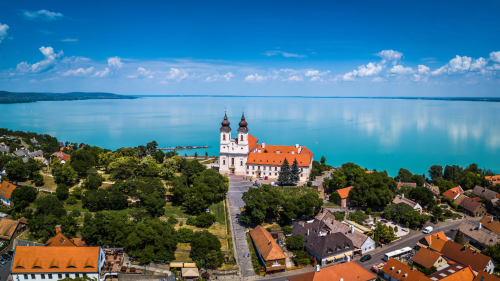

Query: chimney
left=268, top=241, right=271, bottom=245
left=462, top=247, right=466, bottom=252
left=307, top=229, right=309, bottom=236
left=316, top=265, right=320, bottom=272
left=262, top=143, right=265, bottom=149
left=55, top=225, right=62, bottom=233
left=401, top=194, right=404, bottom=199
left=296, top=143, right=299, bottom=149
left=491, top=217, right=494, bottom=223
left=277, top=150, right=280, bottom=154
left=437, top=234, right=440, bottom=239
left=473, top=251, right=477, bottom=255
left=479, top=222, right=482, bottom=230
left=412, top=267, right=415, bottom=271
left=351, top=225, right=354, bottom=234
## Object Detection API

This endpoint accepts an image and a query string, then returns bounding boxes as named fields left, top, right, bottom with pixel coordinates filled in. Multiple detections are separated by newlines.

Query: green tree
left=341, top=162, right=366, bottom=186
left=444, top=165, right=463, bottom=184
left=108, top=156, right=139, bottom=181
left=5, top=158, right=27, bottom=179
left=325, top=170, right=346, bottom=191
left=70, top=148, right=96, bottom=177
left=83, top=168, right=105, bottom=190
left=205, top=250, right=225, bottom=269
left=241, top=184, right=284, bottom=225
left=287, top=234, right=304, bottom=251
left=428, top=165, right=443, bottom=184
left=349, top=171, right=395, bottom=207
left=282, top=225, right=293, bottom=235
left=56, top=183, right=69, bottom=201
left=143, top=192, right=166, bottom=217
left=455, top=229, right=465, bottom=245
left=329, top=192, right=342, bottom=205
left=484, top=243, right=500, bottom=270
left=11, top=185, right=38, bottom=211
left=155, top=149, right=165, bottom=164
left=290, top=158, right=300, bottom=183
left=25, top=158, right=41, bottom=177
left=195, top=213, right=216, bottom=228
left=432, top=206, right=444, bottom=221
left=159, top=158, right=178, bottom=180
left=53, top=164, right=79, bottom=184
left=278, top=158, right=291, bottom=185
left=178, top=228, right=194, bottom=243
left=437, top=179, right=456, bottom=194
left=320, top=156, right=326, bottom=165
left=409, top=186, right=435, bottom=207
left=190, top=230, right=222, bottom=267
left=146, top=141, right=158, bottom=156
left=34, top=195, right=66, bottom=217
left=395, top=168, right=413, bottom=182
left=33, top=171, right=44, bottom=186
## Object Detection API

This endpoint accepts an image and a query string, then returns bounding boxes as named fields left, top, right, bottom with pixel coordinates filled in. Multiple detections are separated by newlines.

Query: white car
left=423, top=226, right=433, bottom=234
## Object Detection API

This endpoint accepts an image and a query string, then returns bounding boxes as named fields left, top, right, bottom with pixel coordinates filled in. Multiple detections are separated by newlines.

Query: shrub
left=444, top=210, right=453, bottom=217
left=334, top=212, right=345, bottom=221
left=195, top=213, right=216, bottom=228
left=282, top=225, right=293, bottom=235
left=287, top=234, right=304, bottom=251
left=266, top=227, right=272, bottom=232
left=168, top=216, right=178, bottom=225
left=178, top=228, right=194, bottom=243
left=56, top=183, right=69, bottom=201
left=292, top=250, right=311, bottom=265
left=307, top=181, right=312, bottom=187
left=66, top=195, right=77, bottom=205
left=365, top=208, right=372, bottom=215
left=186, top=217, right=196, bottom=225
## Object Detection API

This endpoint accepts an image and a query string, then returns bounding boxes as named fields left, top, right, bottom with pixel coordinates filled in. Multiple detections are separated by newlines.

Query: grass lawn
left=323, top=202, right=338, bottom=207
left=64, top=200, right=89, bottom=213
left=276, top=186, right=319, bottom=199
left=172, top=253, right=192, bottom=262
left=164, top=202, right=195, bottom=219
left=18, top=174, right=60, bottom=190
left=176, top=243, right=191, bottom=251
left=261, top=222, right=281, bottom=231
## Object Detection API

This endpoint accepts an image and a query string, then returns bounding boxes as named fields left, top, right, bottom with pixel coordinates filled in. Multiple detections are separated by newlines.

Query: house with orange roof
left=485, top=175, right=500, bottom=186
left=336, top=186, right=353, bottom=207
left=411, top=248, right=447, bottom=269
left=380, top=258, right=432, bottom=281
left=474, top=270, right=500, bottom=281
left=45, top=225, right=88, bottom=247
left=438, top=266, right=476, bottom=281
left=287, top=261, right=377, bottom=281
left=0, top=181, right=18, bottom=206
left=249, top=225, right=286, bottom=272
left=421, top=231, right=449, bottom=252
left=219, top=112, right=313, bottom=182
left=51, top=151, right=71, bottom=163
left=11, top=245, right=105, bottom=281
left=442, top=186, right=464, bottom=201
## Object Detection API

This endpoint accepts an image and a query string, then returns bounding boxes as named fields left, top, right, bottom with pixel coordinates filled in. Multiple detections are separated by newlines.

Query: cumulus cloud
left=244, top=73, right=267, bottom=82
left=372, top=77, right=384, bottom=82
left=283, top=75, right=303, bottom=82
left=342, top=62, right=385, bottom=81
left=490, top=51, right=500, bottom=63
left=470, top=58, right=488, bottom=71
left=62, top=67, right=94, bottom=77
left=165, top=68, right=188, bottom=80
left=22, top=10, right=64, bottom=21
left=431, top=55, right=473, bottom=75
left=93, top=68, right=110, bottom=78
left=390, top=65, right=413, bottom=74
left=128, top=67, right=154, bottom=79
left=0, top=23, right=9, bottom=43
left=16, top=46, right=64, bottom=72
left=375, top=50, right=403, bottom=62
left=107, top=57, right=124, bottom=68
left=264, top=51, right=307, bottom=58
left=417, top=65, right=430, bottom=74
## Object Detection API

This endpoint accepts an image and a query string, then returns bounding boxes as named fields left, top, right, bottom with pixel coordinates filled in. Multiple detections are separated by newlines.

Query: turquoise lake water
left=1, top=97, right=499, bottom=176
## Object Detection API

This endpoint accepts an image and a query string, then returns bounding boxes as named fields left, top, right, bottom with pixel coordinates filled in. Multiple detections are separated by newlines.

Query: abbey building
left=219, top=112, right=314, bottom=182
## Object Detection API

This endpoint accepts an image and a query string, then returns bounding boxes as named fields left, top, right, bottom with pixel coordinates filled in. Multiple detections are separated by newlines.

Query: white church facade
left=218, top=112, right=314, bottom=182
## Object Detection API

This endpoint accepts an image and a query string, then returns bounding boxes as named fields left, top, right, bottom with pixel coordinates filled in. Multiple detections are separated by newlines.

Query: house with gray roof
left=0, top=144, right=8, bottom=154
left=11, top=149, right=29, bottom=158
left=292, top=220, right=354, bottom=265
left=319, top=214, right=376, bottom=254
left=472, top=185, right=499, bottom=200
left=392, top=194, right=423, bottom=213
left=455, top=220, right=500, bottom=249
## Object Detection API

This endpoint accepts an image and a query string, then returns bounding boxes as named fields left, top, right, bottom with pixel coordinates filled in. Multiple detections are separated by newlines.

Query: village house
left=11, top=245, right=106, bottom=281
left=424, top=182, right=440, bottom=196
left=442, top=186, right=464, bottom=201
left=317, top=212, right=376, bottom=254
left=439, top=240, right=495, bottom=273
left=336, top=186, right=353, bottom=207
left=0, top=218, right=27, bottom=243
left=454, top=195, right=467, bottom=205
left=45, top=225, right=88, bottom=247
left=380, top=258, right=432, bottom=281
left=397, top=182, right=416, bottom=189
left=472, top=185, right=499, bottom=200
left=51, top=151, right=71, bottom=163
left=292, top=220, right=354, bottom=265
left=30, top=138, right=40, bottom=146
left=437, top=266, right=475, bottom=281
left=459, top=198, right=487, bottom=217
left=419, top=231, right=448, bottom=252
left=0, top=181, right=17, bottom=206
left=426, top=262, right=468, bottom=281
left=485, top=175, right=500, bottom=186
left=287, top=261, right=377, bottom=281
left=411, top=247, right=447, bottom=269
left=218, top=113, right=314, bottom=182
left=392, top=194, right=423, bottom=213
left=249, top=225, right=286, bottom=272
left=479, top=216, right=500, bottom=236
left=486, top=198, right=499, bottom=213
left=0, top=143, right=9, bottom=154
left=474, top=270, right=500, bottom=281
left=456, top=220, right=500, bottom=249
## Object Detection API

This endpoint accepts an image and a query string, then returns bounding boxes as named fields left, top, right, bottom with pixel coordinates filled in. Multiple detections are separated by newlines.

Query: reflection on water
left=1, top=97, right=499, bottom=176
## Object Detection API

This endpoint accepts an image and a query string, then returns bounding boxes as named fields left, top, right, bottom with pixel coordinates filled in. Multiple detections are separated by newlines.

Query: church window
left=252, top=166, right=255, bottom=170
left=275, top=173, right=277, bottom=176
left=231, top=158, right=234, bottom=165
left=240, top=161, right=243, bottom=166
left=301, top=168, right=303, bottom=172
left=275, top=167, right=277, bottom=171
left=301, top=174, right=303, bottom=177
left=247, top=165, right=249, bottom=169
left=252, top=172, right=254, bottom=175
left=263, top=167, right=266, bottom=171
left=223, top=134, right=226, bottom=140
left=241, top=135, right=244, bottom=141
left=223, top=160, right=225, bottom=165
left=246, top=171, right=249, bottom=174
left=258, top=166, right=260, bottom=170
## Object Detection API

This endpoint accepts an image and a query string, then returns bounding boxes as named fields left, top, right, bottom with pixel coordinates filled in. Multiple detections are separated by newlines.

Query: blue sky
left=1, top=0, right=500, bottom=96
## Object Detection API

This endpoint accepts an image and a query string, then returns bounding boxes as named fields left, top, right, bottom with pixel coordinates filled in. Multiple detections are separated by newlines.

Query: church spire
left=220, top=111, right=231, bottom=131
left=237, top=112, right=248, bottom=132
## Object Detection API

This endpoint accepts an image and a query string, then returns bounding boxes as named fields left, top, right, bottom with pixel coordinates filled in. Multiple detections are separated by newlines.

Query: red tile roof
left=247, top=152, right=312, bottom=167
left=11, top=246, right=101, bottom=274
left=480, top=216, right=500, bottom=235
left=249, top=225, right=286, bottom=261
left=458, top=198, right=483, bottom=213
left=0, top=181, right=18, bottom=200
left=381, top=258, right=431, bottom=281
left=439, top=240, right=492, bottom=272
left=248, top=134, right=259, bottom=152
left=439, top=266, right=475, bottom=281
left=424, top=231, right=448, bottom=252
left=412, top=248, right=443, bottom=268
left=337, top=186, right=353, bottom=199
left=287, top=261, right=376, bottom=281
left=474, top=270, right=500, bottom=281
left=442, top=186, right=464, bottom=200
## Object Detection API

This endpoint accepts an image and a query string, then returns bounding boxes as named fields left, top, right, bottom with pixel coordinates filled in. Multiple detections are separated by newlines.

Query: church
left=219, top=112, right=314, bottom=182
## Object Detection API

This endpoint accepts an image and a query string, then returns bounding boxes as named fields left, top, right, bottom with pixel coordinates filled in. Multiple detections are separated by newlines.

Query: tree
left=195, top=213, right=216, bottom=228
left=320, top=156, right=326, bottom=165
left=194, top=152, right=198, bottom=158
left=329, top=192, right=342, bottom=205
left=205, top=152, right=208, bottom=157
left=11, top=185, right=38, bottom=211
left=241, top=184, right=284, bottom=225
left=159, top=158, right=177, bottom=180
left=432, top=206, right=444, bottom=221
left=56, top=183, right=69, bottom=201
left=33, top=171, right=44, bottom=186
left=348, top=171, right=395, bottom=207
left=108, top=157, right=139, bottom=181
left=25, top=158, right=41, bottom=177
left=484, top=243, right=500, bottom=270
left=324, top=170, right=346, bottom=192
left=444, top=165, right=463, bottom=184
left=53, top=164, right=79, bottom=184
left=287, top=234, right=304, bottom=251
left=178, top=228, right=194, bottom=243
left=395, top=168, right=413, bottom=182
left=437, top=179, right=456, bottom=194
left=428, top=165, right=443, bottom=184
left=409, top=186, right=435, bottom=207
left=146, top=141, right=158, bottom=156
left=190, top=230, right=222, bottom=267
left=155, top=149, right=165, bottom=164
left=5, top=158, right=27, bottom=179
left=455, top=229, right=465, bottom=245
left=278, top=158, right=291, bottom=185
left=83, top=168, right=104, bottom=190
left=341, top=162, right=366, bottom=186
left=290, top=158, right=300, bottom=183
left=205, top=250, right=225, bottom=269
left=282, top=225, right=292, bottom=235
left=34, top=195, right=66, bottom=217
left=143, top=192, right=166, bottom=217
left=70, top=148, right=96, bottom=177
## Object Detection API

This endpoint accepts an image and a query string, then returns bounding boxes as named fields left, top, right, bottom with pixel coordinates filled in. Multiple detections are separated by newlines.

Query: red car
left=264, top=176, right=268, bottom=180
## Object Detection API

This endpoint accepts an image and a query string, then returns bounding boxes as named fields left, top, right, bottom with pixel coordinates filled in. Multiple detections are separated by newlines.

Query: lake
left=1, top=96, right=499, bottom=176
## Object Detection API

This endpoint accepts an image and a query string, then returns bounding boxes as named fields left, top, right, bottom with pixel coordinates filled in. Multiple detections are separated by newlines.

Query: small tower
left=237, top=112, right=249, bottom=152
left=220, top=112, right=231, bottom=145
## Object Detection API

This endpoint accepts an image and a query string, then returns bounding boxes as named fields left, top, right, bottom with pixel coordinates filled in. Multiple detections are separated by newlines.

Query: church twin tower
left=219, top=112, right=250, bottom=175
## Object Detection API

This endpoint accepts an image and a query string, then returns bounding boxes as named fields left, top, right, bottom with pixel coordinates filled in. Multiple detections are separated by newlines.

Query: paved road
left=227, top=176, right=255, bottom=278
left=0, top=259, right=12, bottom=281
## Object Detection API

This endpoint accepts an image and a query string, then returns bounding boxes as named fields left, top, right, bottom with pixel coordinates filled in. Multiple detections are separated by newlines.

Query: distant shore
left=0, top=91, right=137, bottom=104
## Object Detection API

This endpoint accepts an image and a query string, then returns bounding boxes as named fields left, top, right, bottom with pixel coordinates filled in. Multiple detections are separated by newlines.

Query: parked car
left=0, top=257, right=6, bottom=265
left=423, top=226, right=433, bottom=234
left=277, top=239, right=284, bottom=247
left=264, top=176, right=268, bottom=180
left=360, top=254, right=372, bottom=262
left=2, top=254, right=11, bottom=260
left=259, top=176, right=264, bottom=180
left=253, top=182, right=260, bottom=187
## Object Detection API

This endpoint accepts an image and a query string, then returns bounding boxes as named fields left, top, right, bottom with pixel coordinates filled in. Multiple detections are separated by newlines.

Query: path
left=227, top=175, right=255, bottom=278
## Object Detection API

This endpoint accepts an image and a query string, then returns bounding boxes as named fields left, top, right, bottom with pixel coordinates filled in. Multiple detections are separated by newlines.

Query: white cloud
left=244, top=73, right=267, bottom=82
left=107, top=57, right=124, bottom=68
left=222, top=72, right=234, bottom=81
left=489, top=51, right=500, bottom=63
left=417, top=65, right=430, bottom=74
left=486, top=64, right=500, bottom=71
left=0, top=23, right=9, bottom=43
left=342, top=61, right=385, bottom=81
left=61, top=39, right=79, bottom=42
left=93, top=68, right=110, bottom=78
left=22, top=10, right=63, bottom=21
left=166, top=68, right=188, bottom=80
left=309, top=76, right=322, bottom=82
left=375, top=50, right=403, bottom=62
left=390, top=65, right=413, bottom=74
left=29, top=79, right=37, bottom=83
left=283, top=75, right=303, bottom=82
left=431, top=55, right=472, bottom=75
left=264, top=50, right=306, bottom=58
left=16, top=46, right=64, bottom=72
left=61, top=56, right=90, bottom=64
left=128, top=67, right=153, bottom=79
left=372, top=77, right=384, bottom=82
left=470, top=58, right=488, bottom=71
left=305, top=70, right=319, bottom=76
left=62, top=67, right=94, bottom=77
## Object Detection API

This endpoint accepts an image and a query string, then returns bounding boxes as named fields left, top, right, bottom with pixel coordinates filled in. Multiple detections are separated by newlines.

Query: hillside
left=0, top=91, right=136, bottom=104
